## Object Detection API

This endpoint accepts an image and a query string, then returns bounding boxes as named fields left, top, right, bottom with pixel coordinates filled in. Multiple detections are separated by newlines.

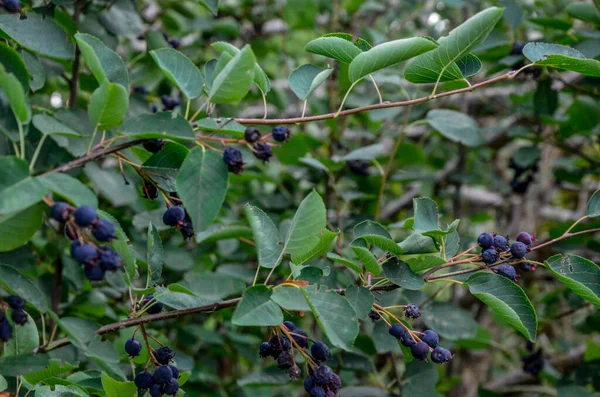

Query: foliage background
left=0, top=0, right=600, bottom=396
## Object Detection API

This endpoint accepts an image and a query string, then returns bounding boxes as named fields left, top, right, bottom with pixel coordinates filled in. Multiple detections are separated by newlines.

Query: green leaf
left=455, top=53, right=482, bottom=78
left=426, top=110, right=485, bottom=147
left=292, top=229, right=338, bottom=266
left=88, top=81, right=129, bottom=129
left=75, top=33, right=129, bottom=89
left=404, top=7, right=504, bottom=84
left=181, top=272, right=245, bottom=301
left=0, top=14, right=74, bottom=60
left=0, top=177, right=45, bottom=216
left=194, top=117, right=247, bottom=138
left=0, top=375, right=6, bottom=391
left=244, top=204, right=282, bottom=269
left=140, top=142, right=189, bottom=192
left=302, top=285, right=359, bottom=350
left=4, top=310, right=39, bottom=355
left=327, top=253, right=362, bottom=273
left=176, top=147, right=228, bottom=233
left=32, top=114, right=79, bottom=137
left=305, top=36, right=363, bottom=63
left=0, top=353, right=50, bottom=376
left=345, top=285, right=374, bottom=320
left=97, top=210, right=137, bottom=280
left=23, top=359, right=78, bottom=385
left=340, top=143, right=386, bottom=161
left=0, top=42, right=29, bottom=91
left=587, top=189, right=600, bottom=217
left=208, top=45, right=256, bottom=104
left=154, top=285, right=214, bottom=310
left=283, top=191, right=327, bottom=262
left=523, top=42, right=600, bottom=77
left=211, top=41, right=270, bottom=94
left=100, top=372, right=137, bottom=397
left=195, top=224, right=252, bottom=243
left=566, top=2, right=600, bottom=24
left=232, top=285, right=284, bottom=326
left=353, top=220, right=404, bottom=255
left=39, top=173, right=98, bottom=208
left=51, top=315, right=99, bottom=349
left=0, top=64, right=30, bottom=123
left=382, top=260, right=424, bottom=290
left=403, top=361, right=439, bottom=396
left=270, top=286, right=311, bottom=311
left=22, top=50, right=45, bottom=92
left=466, top=272, right=537, bottom=342
left=348, top=38, right=437, bottom=83
left=150, top=48, right=204, bottom=99
left=351, top=242, right=381, bottom=275
left=119, top=113, right=196, bottom=142
left=421, top=302, right=477, bottom=340
left=0, top=264, right=48, bottom=312
left=147, top=222, right=163, bottom=287
left=199, top=0, right=219, bottom=15
left=0, top=203, right=45, bottom=252
left=288, top=64, right=333, bottom=100
left=545, top=254, right=600, bottom=308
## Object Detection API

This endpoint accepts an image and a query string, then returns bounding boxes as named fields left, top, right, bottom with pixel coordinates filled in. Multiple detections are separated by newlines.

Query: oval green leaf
left=75, top=33, right=129, bottom=89
left=305, top=36, right=363, bottom=63
left=545, top=254, right=600, bottom=308
left=150, top=48, right=204, bottom=99
left=88, top=81, right=129, bottom=129
left=426, top=109, right=485, bottom=147
left=232, top=285, right=283, bottom=326
left=0, top=64, right=30, bottom=123
left=39, top=173, right=98, bottom=208
left=244, top=204, right=282, bottom=269
left=288, top=64, right=333, bottom=101
left=208, top=45, right=256, bottom=104
left=0, top=264, right=49, bottom=312
left=523, top=42, right=600, bottom=77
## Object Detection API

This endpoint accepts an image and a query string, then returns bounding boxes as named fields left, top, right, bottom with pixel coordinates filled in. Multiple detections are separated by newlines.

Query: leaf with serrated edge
left=88, top=81, right=128, bottom=129
left=75, top=33, right=129, bottom=89
left=467, top=272, right=537, bottom=341
left=545, top=254, right=600, bottom=307
left=232, top=285, right=283, bottom=326
left=244, top=204, right=282, bottom=269
left=208, top=45, right=256, bottom=104
left=292, top=229, right=338, bottom=266
left=345, top=285, right=374, bottom=320
left=281, top=190, right=327, bottom=262
left=150, top=48, right=204, bottom=99
left=523, top=42, right=600, bottom=77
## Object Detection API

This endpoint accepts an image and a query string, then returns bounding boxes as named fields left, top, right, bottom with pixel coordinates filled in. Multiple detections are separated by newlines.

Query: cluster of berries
left=477, top=231, right=536, bottom=281
left=259, top=321, right=342, bottom=397
left=0, top=295, right=29, bottom=341
left=162, top=206, right=194, bottom=239
left=1, top=0, right=20, bottom=12
left=130, top=343, right=180, bottom=396
left=222, top=126, right=291, bottom=174
left=50, top=203, right=122, bottom=282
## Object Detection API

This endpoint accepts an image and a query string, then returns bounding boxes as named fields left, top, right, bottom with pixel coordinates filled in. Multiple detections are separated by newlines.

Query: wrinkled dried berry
left=404, top=304, right=420, bottom=319
left=252, top=143, right=273, bottom=162
left=154, top=346, right=174, bottom=365
left=244, top=127, right=261, bottom=143
left=223, top=146, right=244, bottom=174
left=272, top=126, right=290, bottom=142
left=431, top=347, right=453, bottom=364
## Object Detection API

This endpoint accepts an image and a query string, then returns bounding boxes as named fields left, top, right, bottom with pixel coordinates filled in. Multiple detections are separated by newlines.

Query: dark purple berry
left=73, top=205, right=97, bottom=227
left=133, top=86, right=149, bottom=95
left=259, top=341, right=272, bottom=358
left=143, top=180, right=158, bottom=200
left=272, top=126, right=290, bottom=142
left=519, top=262, right=536, bottom=272
left=400, top=332, right=416, bottom=347
left=368, top=310, right=381, bottom=322
left=144, top=295, right=164, bottom=315
left=169, top=365, right=179, bottom=379
left=252, top=143, right=273, bottom=162
left=179, top=220, right=194, bottom=240
left=510, top=241, right=528, bottom=259
left=330, top=373, right=342, bottom=390
left=99, top=248, right=122, bottom=271
left=277, top=351, right=294, bottom=369
left=421, top=330, right=439, bottom=348
left=510, top=42, right=525, bottom=55
left=7, top=295, right=25, bottom=310
left=84, top=264, right=105, bottom=281
left=163, top=206, right=185, bottom=227
left=244, top=127, right=261, bottom=143
left=3, top=0, right=21, bottom=13
left=494, top=235, right=509, bottom=251
left=282, top=320, right=295, bottom=331
left=71, top=241, right=98, bottom=264
left=314, top=365, right=333, bottom=385
left=11, top=309, right=28, bottom=325
left=154, top=346, right=174, bottom=364
left=497, top=264, right=517, bottom=281
left=50, top=202, right=72, bottom=222
left=482, top=248, right=498, bottom=265
left=268, top=335, right=291, bottom=358
left=168, top=39, right=180, bottom=49
left=92, top=219, right=116, bottom=242
left=143, top=140, right=165, bottom=153
left=0, top=318, right=13, bottom=341
left=411, top=341, right=430, bottom=361
left=150, top=104, right=158, bottom=113
left=310, top=386, right=326, bottom=397
left=125, top=338, right=142, bottom=357
left=291, top=329, right=308, bottom=348
left=311, top=341, right=330, bottom=362
left=522, top=349, right=544, bottom=376
left=516, top=232, right=534, bottom=247
left=223, top=146, right=244, bottom=174
left=304, top=376, right=315, bottom=392
left=134, top=371, right=153, bottom=389
left=431, top=347, right=453, bottom=363
left=477, top=232, right=494, bottom=249
left=152, top=365, right=173, bottom=384
left=404, top=304, right=420, bottom=319
left=388, top=323, right=406, bottom=339
left=149, top=384, right=163, bottom=397
left=163, top=378, right=179, bottom=395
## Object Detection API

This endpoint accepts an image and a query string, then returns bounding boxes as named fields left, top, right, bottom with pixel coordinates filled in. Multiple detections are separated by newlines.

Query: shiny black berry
left=143, top=295, right=164, bottom=315
left=50, top=202, right=72, bottom=222
left=163, top=206, right=185, bottom=227
left=143, top=140, right=165, bottom=153
left=404, top=303, right=420, bottom=319
left=11, top=309, right=28, bottom=325
left=369, top=310, right=381, bottom=322
left=152, top=365, right=173, bottom=384
left=421, top=330, right=439, bottom=348
left=244, top=127, right=261, bottom=143
left=154, top=346, right=174, bottom=364
left=522, top=349, right=544, bottom=376
left=259, top=341, right=272, bottom=358
left=497, top=264, right=517, bottom=281
left=388, top=323, right=406, bottom=339
left=143, top=180, right=158, bottom=200
left=510, top=241, right=528, bottom=259
left=482, top=248, right=498, bottom=264
left=125, top=338, right=142, bottom=357
left=252, top=143, right=273, bottom=162
left=134, top=371, right=153, bottom=389
left=92, top=219, right=116, bottom=242
left=411, top=341, right=430, bottom=361
left=7, top=295, right=25, bottom=310
left=477, top=232, right=494, bottom=249
left=223, top=146, right=244, bottom=174
left=73, top=205, right=97, bottom=227
left=272, top=126, right=290, bottom=142
left=168, top=38, right=180, bottom=49
left=311, top=341, right=330, bottom=362
left=510, top=42, right=525, bottom=55
left=179, top=220, right=194, bottom=240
